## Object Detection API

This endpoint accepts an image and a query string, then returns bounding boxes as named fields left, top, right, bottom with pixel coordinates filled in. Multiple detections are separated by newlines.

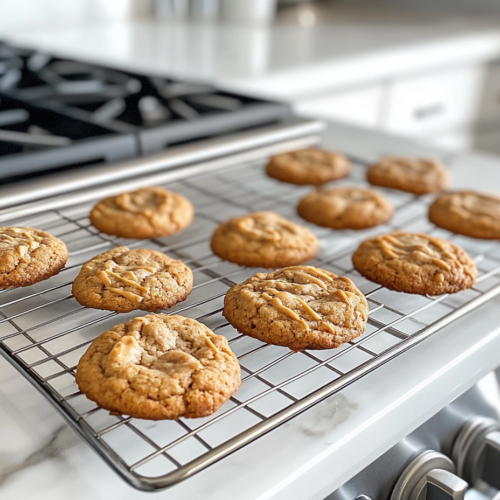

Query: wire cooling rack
left=1, top=155, right=500, bottom=491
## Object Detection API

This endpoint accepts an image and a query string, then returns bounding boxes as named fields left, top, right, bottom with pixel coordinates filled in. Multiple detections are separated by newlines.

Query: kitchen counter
left=1, top=121, right=500, bottom=500
left=2, top=8, right=500, bottom=100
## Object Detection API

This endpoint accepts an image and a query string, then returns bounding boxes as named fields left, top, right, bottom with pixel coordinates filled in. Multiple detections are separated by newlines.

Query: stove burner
left=0, top=40, right=291, bottom=180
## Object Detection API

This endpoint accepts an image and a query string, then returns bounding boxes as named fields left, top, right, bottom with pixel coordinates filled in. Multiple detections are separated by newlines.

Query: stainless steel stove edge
left=0, top=118, right=323, bottom=214
left=326, top=369, right=500, bottom=500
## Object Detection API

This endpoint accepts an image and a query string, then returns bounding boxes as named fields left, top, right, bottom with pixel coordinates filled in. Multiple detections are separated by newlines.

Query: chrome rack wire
left=1, top=155, right=500, bottom=491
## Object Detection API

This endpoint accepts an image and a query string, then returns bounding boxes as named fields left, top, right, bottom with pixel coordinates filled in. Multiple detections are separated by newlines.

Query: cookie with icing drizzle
left=90, top=186, right=194, bottom=239
left=367, top=157, right=450, bottom=194
left=76, top=314, right=241, bottom=419
left=429, top=191, right=500, bottom=239
left=298, top=187, right=393, bottom=229
left=0, top=226, right=68, bottom=288
left=223, top=265, right=368, bottom=351
left=72, top=247, right=193, bottom=313
left=266, top=148, right=351, bottom=186
left=352, top=231, right=477, bottom=295
left=211, top=211, right=319, bottom=268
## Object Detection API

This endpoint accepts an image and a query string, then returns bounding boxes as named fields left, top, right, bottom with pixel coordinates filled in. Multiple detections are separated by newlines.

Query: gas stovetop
left=0, top=41, right=291, bottom=181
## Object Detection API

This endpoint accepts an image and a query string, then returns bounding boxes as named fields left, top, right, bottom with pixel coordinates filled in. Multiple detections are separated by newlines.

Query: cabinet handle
left=414, top=103, right=445, bottom=120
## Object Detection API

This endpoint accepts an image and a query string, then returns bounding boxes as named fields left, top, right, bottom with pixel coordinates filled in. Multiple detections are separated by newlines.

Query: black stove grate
left=0, top=41, right=291, bottom=180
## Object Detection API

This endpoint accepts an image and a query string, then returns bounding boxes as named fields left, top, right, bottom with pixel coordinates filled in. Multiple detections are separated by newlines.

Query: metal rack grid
left=1, top=154, right=500, bottom=491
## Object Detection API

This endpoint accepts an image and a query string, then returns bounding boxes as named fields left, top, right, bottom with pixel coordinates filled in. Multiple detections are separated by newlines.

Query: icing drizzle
left=0, top=227, right=44, bottom=264
left=377, top=233, right=461, bottom=272
left=91, top=260, right=158, bottom=301
left=257, top=266, right=363, bottom=332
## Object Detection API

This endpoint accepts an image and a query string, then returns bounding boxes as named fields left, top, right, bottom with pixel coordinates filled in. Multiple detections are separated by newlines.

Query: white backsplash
left=0, top=0, right=132, bottom=31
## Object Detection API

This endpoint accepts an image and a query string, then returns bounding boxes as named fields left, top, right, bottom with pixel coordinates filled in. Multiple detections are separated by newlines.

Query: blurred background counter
left=2, top=0, right=500, bottom=154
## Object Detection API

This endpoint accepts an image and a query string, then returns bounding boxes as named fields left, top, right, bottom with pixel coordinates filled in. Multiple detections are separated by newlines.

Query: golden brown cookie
left=90, top=186, right=194, bottom=239
left=211, top=211, right=319, bottom=268
left=0, top=227, right=68, bottom=289
left=367, top=157, right=450, bottom=194
left=76, top=314, right=241, bottom=420
left=429, top=191, right=500, bottom=240
left=224, top=266, right=368, bottom=351
left=352, top=232, right=477, bottom=295
left=72, top=247, right=193, bottom=313
left=298, top=187, right=393, bottom=230
left=266, top=148, right=351, bottom=186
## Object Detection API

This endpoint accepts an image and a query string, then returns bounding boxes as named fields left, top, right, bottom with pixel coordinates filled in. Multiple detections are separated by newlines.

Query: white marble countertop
left=1, top=121, right=500, bottom=499
left=3, top=7, right=500, bottom=100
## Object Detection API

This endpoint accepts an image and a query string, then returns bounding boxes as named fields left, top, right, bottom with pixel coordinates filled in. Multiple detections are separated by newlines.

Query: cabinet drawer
left=478, top=62, right=500, bottom=126
left=475, top=128, right=500, bottom=155
left=294, top=85, right=383, bottom=128
left=384, top=66, right=484, bottom=136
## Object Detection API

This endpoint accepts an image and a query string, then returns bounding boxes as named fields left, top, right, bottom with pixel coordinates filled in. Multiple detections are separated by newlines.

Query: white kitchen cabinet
left=419, top=129, right=474, bottom=152
left=477, top=61, right=500, bottom=126
left=293, top=85, right=384, bottom=128
left=474, top=127, right=500, bottom=155
left=383, top=66, right=485, bottom=136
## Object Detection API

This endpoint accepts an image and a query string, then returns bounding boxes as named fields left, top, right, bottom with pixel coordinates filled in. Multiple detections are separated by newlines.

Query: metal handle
left=414, top=103, right=445, bottom=120
left=392, top=451, right=468, bottom=500
left=453, top=417, right=500, bottom=490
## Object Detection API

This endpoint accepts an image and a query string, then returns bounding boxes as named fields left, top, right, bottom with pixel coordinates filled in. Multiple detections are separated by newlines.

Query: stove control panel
left=453, top=417, right=500, bottom=491
left=326, top=376, right=500, bottom=500
left=391, top=451, right=468, bottom=500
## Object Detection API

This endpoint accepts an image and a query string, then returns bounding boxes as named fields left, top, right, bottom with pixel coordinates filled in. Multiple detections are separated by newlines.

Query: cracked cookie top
left=352, top=231, right=477, bottom=295
left=223, top=265, right=368, bottom=351
left=429, top=191, right=500, bottom=240
left=76, top=314, right=241, bottom=420
left=367, top=156, right=450, bottom=194
left=0, top=226, right=68, bottom=288
left=266, top=148, right=351, bottom=186
left=90, top=186, right=194, bottom=239
left=72, top=246, right=193, bottom=313
left=211, top=211, right=319, bottom=268
left=298, top=187, right=393, bottom=229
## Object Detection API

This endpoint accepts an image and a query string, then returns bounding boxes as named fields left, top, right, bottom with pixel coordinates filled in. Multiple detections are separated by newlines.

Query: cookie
left=90, top=186, right=194, bottom=239
left=298, top=187, right=393, bottom=230
left=211, top=211, right=319, bottom=268
left=0, top=227, right=68, bottom=289
left=224, top=265, right=368, bottom=351
left=367, top=157, right=450, bottom=194
left=266, top=148, right=351, bottom=186
left=429, top=191, right=500, bottom=240
left=352, top=231, right=477, bottom=295
left=76, top=314, right=241, bottom=420
left=72, top=247, right=193, bottom=313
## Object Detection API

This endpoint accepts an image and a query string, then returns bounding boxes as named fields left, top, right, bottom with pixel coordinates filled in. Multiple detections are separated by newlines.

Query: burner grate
left=0, top=41, right=292, bottom=182
left=1, top=155, right=500, bottom=491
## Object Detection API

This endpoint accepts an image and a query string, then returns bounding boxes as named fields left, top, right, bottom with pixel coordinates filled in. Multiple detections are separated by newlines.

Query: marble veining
left=0, top=426, right=66, bottom=488
left=297, top=395, right=358, bottom=438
